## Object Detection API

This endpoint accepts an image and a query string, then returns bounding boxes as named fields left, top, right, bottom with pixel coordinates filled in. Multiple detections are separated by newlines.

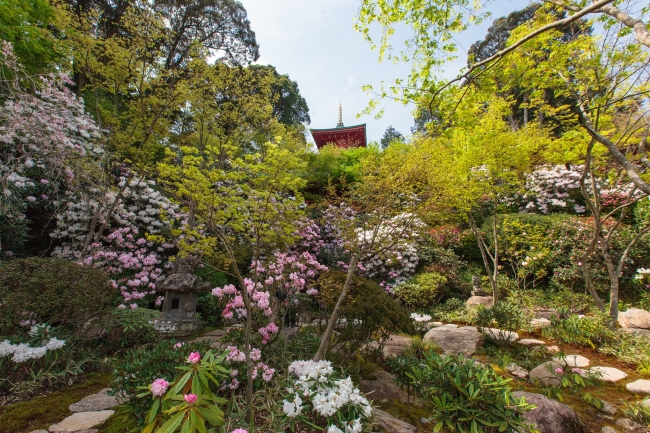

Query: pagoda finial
left=337, top=101, right=343, bottom=127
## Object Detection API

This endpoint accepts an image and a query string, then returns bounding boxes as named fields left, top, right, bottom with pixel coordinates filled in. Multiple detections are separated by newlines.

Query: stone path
left=31, top=388, right=119, bottom=433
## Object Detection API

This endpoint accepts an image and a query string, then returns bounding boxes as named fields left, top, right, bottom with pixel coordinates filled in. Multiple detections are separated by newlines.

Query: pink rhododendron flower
left=230, top=429, right=248, bottom=433
left=554, top=367, right=564, bottom=374
left=184, top=393, right=197, bottom=404
left=187, top=352, right=200, bottom=364
left=571, top=368, right=582, bottom=373
left=151, top=378, right=169, bottom=397
left=173, top=342, right=183, bottom=350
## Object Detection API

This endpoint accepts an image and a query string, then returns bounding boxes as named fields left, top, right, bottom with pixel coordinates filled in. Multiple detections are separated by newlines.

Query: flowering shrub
left=140, top=350, right=229, bottom=433
left=0, top=41, right=104, bottom=252
left=110, top=339, right=214, bottom=420
left=0, top=336, right=65, bottom=363
left=223, top=344, right=275, bottom=390
left=281, top=360, right=372, bottom=433
left=521, top=165, right=585, bottom=214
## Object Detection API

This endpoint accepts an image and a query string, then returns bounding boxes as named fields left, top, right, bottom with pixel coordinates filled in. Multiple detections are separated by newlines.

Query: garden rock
left=512, top=391, right=587, bottom=433
left=602, top=428, right=618, bottom=433
left=423, top=326, right=483, bottom=356
left=517, top=338, right=545, bottom=346
left=506, top=363, right=528, bottom=378
left=626, top=379, right=650, bottom=394
left=622, top=328, right=650, bottom=339
left=49, top=410, right=114, bottom=433
left=481, top=327, right=519, bottom=343
left=30, top=431, right=50, bottom=433
left=372, top=408, right=417, bottom=433
left=618, top=309, right=650, bottom=329
left=529, top=318, right=551, bottom=328
left=590, top=366, right=628, bottom=383
left=465, top=296, right=493, bottom=307
left=358, top=370, right=409, bottom=403
left=600, top=401, right=618, bottom=415
left=615, top=418, right=644, bottom=431
left=529, top=361, right=564, bottom=386
left=382, top=335, right=412, bottom=358
left=431, top=322, right=443, bottom=327
left=69, top=389, right=118, bottom=412
left=553, top=354, right=590, bottom=368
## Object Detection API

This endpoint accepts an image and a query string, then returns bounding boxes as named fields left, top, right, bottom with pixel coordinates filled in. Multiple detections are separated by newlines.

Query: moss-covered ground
left=0, top=372, right=112, bottom=433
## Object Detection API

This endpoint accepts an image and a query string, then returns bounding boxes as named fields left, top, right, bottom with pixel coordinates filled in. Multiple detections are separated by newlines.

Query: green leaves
left=405, top=350, right=536, bottom=433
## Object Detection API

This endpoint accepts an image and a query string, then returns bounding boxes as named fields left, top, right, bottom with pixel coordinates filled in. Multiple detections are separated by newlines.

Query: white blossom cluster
left=0, top=337, right=65, bottom=363
left=411, top=313, right=432, bottom=323
left=521, top=165, right=585, bottom=214
left=52, top=176, right=185, bottom=251
left=282, top=360, right=371, bottom=433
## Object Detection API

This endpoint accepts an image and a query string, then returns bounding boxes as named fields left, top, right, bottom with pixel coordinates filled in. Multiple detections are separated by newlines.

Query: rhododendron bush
left=0, top=42, right=103, bottom=253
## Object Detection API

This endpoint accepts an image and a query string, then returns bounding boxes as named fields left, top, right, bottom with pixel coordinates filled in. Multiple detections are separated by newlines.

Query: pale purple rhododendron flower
left=173, top=342, right=183, bottom=350
left=571, top=368, right=582, bottom=373
left=184, top=393, right=197, bottom=404
left=554, top=367, right=564, bottom=374
left=187, top=352, right=200, bottom=364
left=230, top=428, right=248, bottom=433
left=117, top=304, right=126, bottom=309
left=151, top=378, right=169, bottom=397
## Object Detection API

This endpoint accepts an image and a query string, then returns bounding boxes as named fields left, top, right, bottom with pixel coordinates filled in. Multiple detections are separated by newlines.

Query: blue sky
left=239, top=0, right=526, bottom=145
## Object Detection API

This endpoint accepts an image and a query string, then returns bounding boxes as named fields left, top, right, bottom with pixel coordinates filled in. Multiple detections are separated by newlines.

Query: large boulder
left=465, top=296, right=493, bottom=307
left=372, top=409, right=417, bottom=433
left=358, top=370, right=410, bottom=402
left=513, top=391, right=587, bottom=433
left=618, top=309, right=650, bottom=329
left=529, top=361, right=564, bottom=386
left=423, top=326, right=483, bottom=356
left=382, top=335, right=413, bottom=358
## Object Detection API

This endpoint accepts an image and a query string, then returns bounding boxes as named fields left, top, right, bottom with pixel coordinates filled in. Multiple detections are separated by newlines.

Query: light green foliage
left=304, top=144, right=379, bottom=195
left=430, top=298, right=471, bottom=324
left=623, top=398, right=650, bottom=425
left=542, top=308, right=615, bottom=350
left=406, top=350, right=536, bottom=433
left=394, top=272, right=448, bottom=310
left=141, top=350, right=229, bottom=433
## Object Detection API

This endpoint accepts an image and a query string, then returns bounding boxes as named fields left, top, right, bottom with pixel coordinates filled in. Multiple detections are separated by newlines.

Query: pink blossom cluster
left=224, top=345, right=274, bottom=389
left=73, top=227, right=171, bottom=304
left=252, top=250, right=328, bottom=299
left=212, top=280, right=273, bottom=320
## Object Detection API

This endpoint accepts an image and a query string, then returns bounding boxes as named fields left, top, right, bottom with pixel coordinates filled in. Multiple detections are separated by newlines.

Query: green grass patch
left=0, top=372, right=112, bottom=433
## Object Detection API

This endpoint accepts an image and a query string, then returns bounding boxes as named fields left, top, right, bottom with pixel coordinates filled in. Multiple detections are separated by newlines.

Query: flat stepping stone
left=517, top=339, right=545, bottom=346
left=590, top=366, right=628, bottom=383
left=530, top=318, right=551, bottom=328
left=529, top=361, right=564, bottom=386
left=423, top=326, right=483, bottom=356
left=69, top=389, right=117, bottom=412
left=481, top=327, right=519, bottom=342
left=201, top=329, right=227, bottom=337
left=553, top=354, right=589, bottom=368
left=626, top=379, right=650, bottom=394
left=49, top=410, right=114, bottom=433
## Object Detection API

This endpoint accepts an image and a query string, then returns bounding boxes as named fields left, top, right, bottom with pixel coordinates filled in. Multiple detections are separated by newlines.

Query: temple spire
left=336, top=101, right=344, bottom=127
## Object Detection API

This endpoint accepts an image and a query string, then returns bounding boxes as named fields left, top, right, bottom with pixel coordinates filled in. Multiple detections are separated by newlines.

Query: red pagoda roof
left=310, top=124, right=367, bottom=150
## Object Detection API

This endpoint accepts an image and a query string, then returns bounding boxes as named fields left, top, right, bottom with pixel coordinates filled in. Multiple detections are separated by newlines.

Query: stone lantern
left=154, top=264, right=211, bottom=339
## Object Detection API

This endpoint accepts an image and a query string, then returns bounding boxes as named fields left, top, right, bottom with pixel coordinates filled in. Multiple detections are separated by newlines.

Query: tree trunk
left=313, top=253, right=359, bottom=361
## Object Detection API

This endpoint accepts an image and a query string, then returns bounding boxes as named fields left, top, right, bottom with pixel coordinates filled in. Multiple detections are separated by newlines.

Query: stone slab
left=517, top=339, right=545, bottom=346
left=553, top=354, right=590, bottom=368
left=590, top=366, right=628, bottom=383
left=49, top=411, right=114, bottom=433
left=626, top=379, right=650, bottom=394
left=69, top=389, right=117, bottom=412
